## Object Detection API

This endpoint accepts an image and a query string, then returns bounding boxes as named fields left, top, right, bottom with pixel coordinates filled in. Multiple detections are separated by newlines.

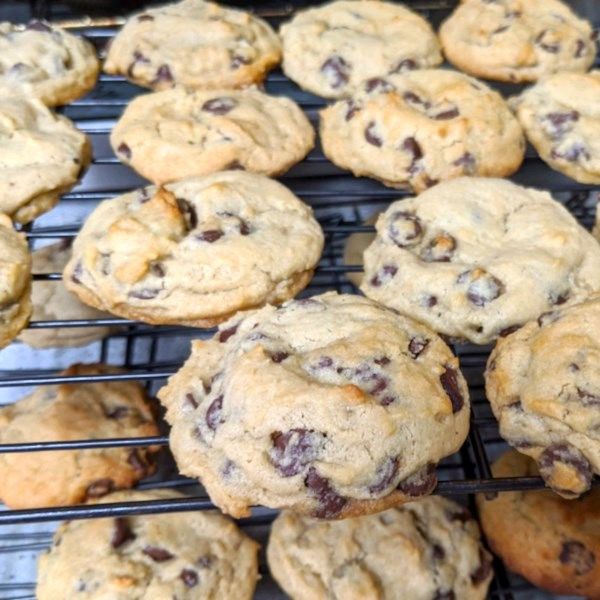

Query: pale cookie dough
left=158, top=292, right=470, bottom=519
left=361, top=178, right=600, bottom=344
left=280, top=0, right=442, bottom=99
left=63, top=172, right=324, bottom=327
left=0, top=20, right=99, bottom=106
left=18, top=240, right=115, bottom=349
left=439, top=0, right=596, bottom=83
left=37, top=489, right=259, bottom=600
left=485, top=293, right=600, bottom=498
left=0, top=93, right=91, bottom=224
left=0, top=213, right=31, bottom=349
left=111, top=86, right=314, bottom=184
left=477, top=450, right=600, bottom=598
left=104, top=0, right=281, bottom=91
left=0, top=364, right=159, bottom=509
left=320, top=69, right=524, bottom=192
left=268, top=497, right=493, bottom=600
left=511, top=71, right=600, bottom=184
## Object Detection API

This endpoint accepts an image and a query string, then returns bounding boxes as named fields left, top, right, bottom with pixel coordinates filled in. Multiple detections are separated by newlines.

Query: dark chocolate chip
left=180, top=569, right=199, bottom=587
left=433, top=107, right=459, bottom=120
left=574, top=39, right=587, bottom=57
left=26, top=19, right=51, bottom=32
left=440, top=366, right=464, bottom=413
left=71, top=261, right=83, bottom=284
left=433, top=544, right=446, bottom=560
left=537, top=310, right=559, bottom=327
left=197, top=555, right=215, bottom=568
left=538, top=443, right=592, bottom=494
left=153, top=64, right=174, bottom=84
left=271, top=351, right=289, bottom=363
left=111, top=518, right=135, bottom=548
left=470, top=549, right=493, bottom=584
left=499, top=324, right=521, bottom=337
left=403, top=91, right=431, bottom=108
left=116, top=142, right=132, bottom=159
left=535, top=30, right=560, bottom=53
left=218, top=324, right=238, bottom=343
left=345, top=100, right=361, bottom=121
left=551, top=143, right=590, bottom=162
left=271, top=429, right=319, bottom=477
left=197, top=229, right=223, bottom=243
left=185, top=392, right=198, bottom=408
left=402, top=137, right=423, bottom=173
left=231, top=54, right=251, bottom=69
left=129, top=288, right=160, bottom=300
left=391, top=58, right=417, bottom=73
left=86, top=478, right=114, bottom=498
left=369, top=264, right=398, bottom=287
left=364, top=121, right=383, bottom=147
left=458, top=270, right=504, bottom=307
left=364, top=77, right=394, bottom=93
left=408, top=336, right=429, bottom=358
left=421, top=233, right=456, bottom=262
left=577, top=387, right=600, bottom=407
left=544, top=111, right=579, bottom=138
left=201, top=97, right=237, bottom=115
left=150, top=262, right=165, bottom=277
left=317, top=356, right=334, bottom=368
left=143, top=546, right=174, bottom=562
left=305, top=467, right=347, bottom=518
left=388, top=211, right=423, bottom=247
left=559, top=540, right=595, bottom=575
left=397, top=463, right=437, bottom=496
left=176, top=198, right=198, bottom=230
left=368, top=457, right=399, bottom=494
left=424, top=295, right=438, bottom=308
left=374, top=356, right=390, bottom=366
left=206, top=395, right=224, bottom=431
left=321, top=55, right=350, bottom=89
left=452, top=152, right=476, bottom=174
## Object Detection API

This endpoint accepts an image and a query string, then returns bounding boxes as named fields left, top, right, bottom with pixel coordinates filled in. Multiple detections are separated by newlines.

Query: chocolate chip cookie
left=0, top=364, right=159, bottom=509
left=63, top=172, right=323, bottom=327
left=280, top=0, right=442, bottom=99
left=0, top=20, right=99, bottom=106
left=320, top=69, right=524, bottom=192
left=361, top=177, right=600, bottom=345
left=268, top=497, right=493, bottom=600
left=110, top=87, right=314, bottom=184
left=158, top=292, right=470, bottom=519
left=37, top=489, right=259, bottom=600
left=18, top=240, right=114, bottom=349
left=511, top=70, right=600, bottom=184
left=439, top=0, right=596, bottom=83
left=477, top=450, right=600, bottom=597
left=104, top=0, right=281, bottom=91
left=0, top=213, right=31, bottom=349
left=486, top=293, right=600, bottom=498
left=0, top=93, right=91, bottom=224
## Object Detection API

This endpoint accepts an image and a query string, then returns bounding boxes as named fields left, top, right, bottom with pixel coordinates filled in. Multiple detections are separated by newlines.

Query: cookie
left=111, top=87, right=314, bottom=184
left=0, top=20, right=99, bottom=106
left=37, top=489, right=259, bottom=600
left=510, top=70, right=600, bottom=184
left=477, top=450, right=600, bottom=597
left=18, top=240, right=114, bottom=349
left=0, top=364, right=159, bottom=509
left=268, top=497, right=493, bottom=600
left=280, top=0, right=442, bottom=99
left=485, top=293, right=600, bottom=498
left=63, top=172, right=323, bottom=327
left=104, top=0, right=281, bottom=91
left=439, top=0, right=596, bottom=83
left=158, top=292, right=470, bottom=519
left=0, top=213, right=31, bottom=349
left=0, top=93, right=91, bottom=224
left=320, top=69, right=524, bottom=192
left=361, top=177, right=600, bottom=345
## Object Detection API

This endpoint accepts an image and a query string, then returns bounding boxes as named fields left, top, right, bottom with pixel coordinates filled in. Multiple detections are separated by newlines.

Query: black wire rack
left=0, top=1, right=599, bottom=599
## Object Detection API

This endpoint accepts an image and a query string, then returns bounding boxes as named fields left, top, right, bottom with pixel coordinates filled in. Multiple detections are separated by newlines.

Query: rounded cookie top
left=0, top=94, right=91, bottom=224
left=280, top=0, right=442, bottom=99
left=18, top=241, right=114, bottom=349
left=439, top=0, right=596, bottom=83
left=104, top=0, right=281, bottom=91
left=63, top=172, right=324, bottom=327
left=320, top=69, right=524, bottom=192
left=361, top=178, right=600, bottom=345
left=510, top=70, right=600, bottom=184
left=0, top=363, right=159, bottom=509
left=0, top=213, right=31, bottom=349
left=0, top=20, right=99, bottom=106
left=485, top=293, right=600, bottom=498
left=158, top=292, right=470, bottom=519
left=110, top=87, right=314, bottom=184
left=36, top=489, right=260, bottom=600
left=268, top=497, right=493, bottom=600
left=477, top=450, right=600, bottom=597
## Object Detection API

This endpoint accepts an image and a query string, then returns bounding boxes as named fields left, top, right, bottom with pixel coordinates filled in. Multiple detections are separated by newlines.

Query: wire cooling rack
left=0, top=1, right=598, bottom=598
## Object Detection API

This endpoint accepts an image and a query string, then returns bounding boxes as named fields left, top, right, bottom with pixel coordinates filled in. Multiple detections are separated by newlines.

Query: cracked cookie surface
left=104, top=0, right=281, bottom=91
left=64, top=172, right=323, bottom=327
left=158, top=292, right=470, bottom=519
left=361, top=178, right=600, bottom=344
left=0, top=364, right=159, bottom=509
left=37, top=489, right=259, bottom=600
left=485, top=294, right=600, bottom=498
left=268, top=496, right=493, bottom=600
left=280, top=0, right=442, bottom=99
left=320, top=69, right=524, bottom=192
left=110, top=87, right=314, bottom=184
left=439, top=0, right=596, bottom=83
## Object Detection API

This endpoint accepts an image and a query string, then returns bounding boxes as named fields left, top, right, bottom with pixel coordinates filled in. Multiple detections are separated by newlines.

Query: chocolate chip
left=185, top=392, right=198, bottom=408
left=114, top=141, right=132, bottom=160
left=176, top=198, right=198, bottom=230
left=305, top=467, right=347, bottom=518
left=470, top=549, right=493, bottom=584
left=408, top=336, right=429, bottom=358
left=388, top=211, right=423, bottom=247
left=231, top=53, right=251, bottom=69
left=26, top=20, right=51, bottom=32
left=153, top=64, right=174, bottom=84
left=71, top=261, right=83, bottom=284
left=499, top=324, right=520, bottom=337
left=364, top=121, right=383, bottom=147
left=551, top=143, right=590, bottom=162
left=402, top=137, right=423, bottom=173
left=127, top=450, right=147, bottom=477
left=127, top=51, right=150, bottom=77
left=180, top=569, right=199, bottom=587
left=493, top=24, right=510, bottom=34
left=271, top=429, right=319, bottom=477
left=197, top=555, right=215, bottom=568
left=345, top=100, right=361, bottom=121
left=364, top=77, right=394, bottom=93
left=536, top=30, right=560, bottom=52
left=201, top=97, right=237, bottom=115
left=440, top=366, right=464, bottom=413
left=374, top=356, right=390, bottom=366
left=111, top=518, right=135, bottom=548
left=559, top=540, right=595, bottom=575
left=433, top=591, right=455, bottom=600
left=321, top=55, right=350, bottom=89
left=206, top=395, right=224, bottom=431
left=433, top=544, right=446, bottom=560
left=149, top=262, right=165, bottom=277
left=544, top=111, right=579, bottom=138
left=197, top=229, right=223, bottom=243
left=368, top=457, right=399, bottom=494
left=86, top=478, right=114, bottom=498
left=218, top=324, right=238, bottom=343
left=271, top=352, right=289, bottom=363
left=391, top=58, right=417, bottom=73
left=452, top=152, right=476, bottom=174
left=105, top=406, right=128, bottom=419
left=537, top=310, right=559, bottom=327
left=317, top=356, right=334, bottom=368
left=424, top=295, right=438, bottom=308
left=574, top=39, right=587, bottom=57
left=129, top=288, right=160, bottom=300
left=403, top=91, right=430, bottom=108
left=538, top=443, right=592, bottom=494
left=577, top=388, right=600, bottom=407
left=137, top=14, right=154, bottom=21
left=397, top=463, right=437, bottom=496
left=550, top=290, right=569, bottom=305
left=421, top=233, right=456, bottom=262
left=433, top=107, right=459, bottom=120
left=447, top=507, right=471, bottom=523
left=369, top=264, right=398, bottom=287
left=458, top=270, right=504, bottom=307
left=143, top=546, right=174, bottom=562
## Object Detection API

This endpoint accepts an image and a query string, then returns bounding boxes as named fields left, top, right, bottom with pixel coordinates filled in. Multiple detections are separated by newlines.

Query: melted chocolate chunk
left=459, top=270, right=504, bottom=307
left=499, top=324, right=521, bottom=337
left=231, top=54, right=251, bottom=69
left=153, top=64, right=174, bottom=84
left=345, top=100, right=361, bottom=121
left=470, top=549, right=493, bottom=584
left=117, top=142, right=132, bottom=160
left=127, top=450, right=147, bottom=477
left=538, top=443, right=592, bottom=494
left=452, top=152, right=476, bottom=174
left=86, top=478, right=114, bottom=498
left=551, top=143, right=590, bottom=162
left=374, top=356, right=390, bottom=366
left=368, top=457, right=399, bottom=494
left=424, top=295, right=438, bottom=308
left=535, top=30, right=560, bottom=52
left=218, top=324, right=238, bottom=343
left=197, top=229, right=223, bottom=243
left=185, top=392, right=198, bottom=408
left=321, top=55, right=350, bottom=89
left=143, top=546, right=174, bottom=562
left=402, top=137, right=423, bottom=173
left=364, top=77, right=394, bottom=93
left=574, top=39, right=587, bottom=58
left=397, top=463, right=437, bottom=496
left=537, top=310, right=559, bottom=327
left=206, top=395, right=224, bottom=431
left=364, top=121, right=383, bottom=147
left=369, top=264, right=398, bottom=287
left=305, top=467, right=347, bottom=518
left=440, top=366, right=464, bottom=413
left=149, top=262, right=165, bottom=278
left=129, top=288, right=160, bottom=300
left=180, top=569, right=199, bottom=587
left=111, top=518, right=135, bottom=549
left=433, top=544, right=446, bottom=559
left=391, top=58, right=417, bottom=73
left=559, top=540, right=595, bottom=575
left=388, top=211, right=423, bottom=247
left=176, top=198, right=198, bottom=230
left=271, top=351, right=289, bottom=363
left=271, top=429, right=319, bottom=477
left=421, top=233, right=456, bottom=262
left=408, top=336, right=429, bottom=358
left=577, top=388, right=600, bottom=407
left=433, top=107, right=459, bottom=120
left=202, top=97, right=237, bottom=115
left=403, top=91, right=430, bottom=109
